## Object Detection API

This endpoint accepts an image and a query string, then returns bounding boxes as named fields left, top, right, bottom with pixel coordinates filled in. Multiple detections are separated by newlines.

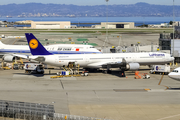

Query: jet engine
left=3, top=55, right=15, bottom=62
left=121, top=63, right=140, bottom=71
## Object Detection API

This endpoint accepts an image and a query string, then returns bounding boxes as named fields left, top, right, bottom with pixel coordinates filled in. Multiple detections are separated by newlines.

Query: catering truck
left=24, top=63, right=44, bottom=74
left=150, top=64, right=170, bottom=75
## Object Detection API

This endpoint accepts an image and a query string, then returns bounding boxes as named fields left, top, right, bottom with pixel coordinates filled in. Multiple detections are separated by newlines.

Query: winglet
left=25, top=33, right=53, bottom=55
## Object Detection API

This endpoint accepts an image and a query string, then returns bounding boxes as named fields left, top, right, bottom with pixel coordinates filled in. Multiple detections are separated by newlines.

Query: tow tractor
left=143, top=73, right=150, bottom=79
left=134, top=72, right=150, bottom=79
left=81, top=71, right=89, bottom=76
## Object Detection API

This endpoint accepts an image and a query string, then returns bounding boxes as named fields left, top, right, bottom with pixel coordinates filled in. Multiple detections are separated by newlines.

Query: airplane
left=25, top=33, right=174, bottom=71
left=168, top=67, right=180, bottom=81
left=0, top=33, right=101, bottom=62
left=0, top=41, right=100, bottom=54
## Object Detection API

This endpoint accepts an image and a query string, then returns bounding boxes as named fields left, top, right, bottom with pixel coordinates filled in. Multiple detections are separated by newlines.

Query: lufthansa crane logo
left=29, top=39, right=38, bottom=49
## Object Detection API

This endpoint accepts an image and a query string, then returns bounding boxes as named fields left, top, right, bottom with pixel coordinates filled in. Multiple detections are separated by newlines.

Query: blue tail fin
left=25, top=33, right=53, bottom=55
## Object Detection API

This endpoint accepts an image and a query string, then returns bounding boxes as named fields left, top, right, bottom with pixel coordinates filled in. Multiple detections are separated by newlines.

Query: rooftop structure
left=31, top=21, right=71, bottom=29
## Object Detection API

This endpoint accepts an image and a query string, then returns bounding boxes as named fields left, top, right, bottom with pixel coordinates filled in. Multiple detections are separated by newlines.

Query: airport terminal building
left=94, top=22, right=135, bottom=29
left=30, top=21, right=134, bottom=29
left=31, top=21, right=71, bottom=29
left=159, top=27, right=180, bottom=63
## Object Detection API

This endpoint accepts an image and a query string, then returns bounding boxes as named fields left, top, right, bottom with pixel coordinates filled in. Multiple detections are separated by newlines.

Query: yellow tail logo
left=29, top=39, right=38, bottom=49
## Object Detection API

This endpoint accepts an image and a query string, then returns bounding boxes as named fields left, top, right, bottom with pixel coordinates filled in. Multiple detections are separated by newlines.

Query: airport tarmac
left=0, top=29, right=179, bottom=120
left=0, top=67, right=180, bottom=120
left=0, top=31, right=159, bottom=47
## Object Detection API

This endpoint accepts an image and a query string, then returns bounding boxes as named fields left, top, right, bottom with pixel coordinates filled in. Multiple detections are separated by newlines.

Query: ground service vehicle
left=143, top=73, right=150, bottom=79
left=24, top=63, right=44, bottom=74
left=150, top=65, right=170, bottom=75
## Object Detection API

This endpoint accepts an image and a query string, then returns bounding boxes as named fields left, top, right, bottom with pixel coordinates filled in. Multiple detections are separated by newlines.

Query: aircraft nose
left=168, top=73, right=172, bottom=77
left=168, top=72, right=173, bottom=79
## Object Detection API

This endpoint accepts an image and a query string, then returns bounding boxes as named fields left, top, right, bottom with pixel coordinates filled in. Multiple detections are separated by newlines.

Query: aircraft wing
left=87, top=58, right=139, bottom=71
left=87, top=59, right=125, bottom=68
left=12, top=54, right=45, bottom=62
left=32, top=56, right=45, bottom=62
left=12, top=54, right=29, bottom=59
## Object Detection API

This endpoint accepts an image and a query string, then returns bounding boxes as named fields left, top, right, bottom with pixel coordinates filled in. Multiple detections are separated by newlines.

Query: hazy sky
left=0, top=0, right=179, bottom=5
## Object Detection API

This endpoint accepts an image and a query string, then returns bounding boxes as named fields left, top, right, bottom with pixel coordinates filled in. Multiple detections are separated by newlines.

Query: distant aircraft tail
left=25, top=33, right=53, bottom=55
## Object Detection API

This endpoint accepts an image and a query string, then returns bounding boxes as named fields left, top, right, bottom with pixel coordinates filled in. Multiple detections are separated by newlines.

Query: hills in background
left=0, top=2, right=180, bottom=17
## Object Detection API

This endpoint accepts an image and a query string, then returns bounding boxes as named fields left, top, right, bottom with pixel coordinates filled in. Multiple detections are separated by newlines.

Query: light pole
left=103, top=0, right=109, bottom=48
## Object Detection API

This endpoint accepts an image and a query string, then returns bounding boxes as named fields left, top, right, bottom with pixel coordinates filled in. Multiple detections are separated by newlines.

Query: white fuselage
left=35, top=52, right=174, bottom=68
left=168, top=67, right=180, bottom=81
left=0, top=43, right=101, bottom=54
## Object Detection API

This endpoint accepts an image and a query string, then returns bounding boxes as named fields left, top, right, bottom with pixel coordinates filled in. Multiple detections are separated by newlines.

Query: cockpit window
left=172, top=70, right=178, bottom=73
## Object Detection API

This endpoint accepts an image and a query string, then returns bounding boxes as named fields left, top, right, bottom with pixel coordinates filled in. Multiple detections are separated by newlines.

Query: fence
left=54, top=113, right=111, bottom=120
left=0, top=100, right=111, bottom=120
left=0, top=100, right=54, bottom=120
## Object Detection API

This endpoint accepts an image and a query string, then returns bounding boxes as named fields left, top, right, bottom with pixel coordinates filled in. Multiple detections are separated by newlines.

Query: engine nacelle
left=3, top=55, right=15, bottom=62
left=120, top=63, right=140, bottom=71
left=126, top=63, right=140, bottom=71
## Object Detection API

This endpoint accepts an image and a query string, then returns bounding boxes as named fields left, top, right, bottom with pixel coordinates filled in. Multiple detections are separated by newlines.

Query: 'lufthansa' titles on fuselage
left=149, top=54, right=165, bottom=57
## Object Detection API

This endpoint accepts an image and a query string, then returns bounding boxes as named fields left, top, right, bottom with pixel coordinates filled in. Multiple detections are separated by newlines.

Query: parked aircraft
left=168, top=67, right=180, bottom=81
left=25, top=33, right=174, bottom=71
left=0, top=33, right=101, bottom=62
left=0, top=41, right=100, bottom=54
